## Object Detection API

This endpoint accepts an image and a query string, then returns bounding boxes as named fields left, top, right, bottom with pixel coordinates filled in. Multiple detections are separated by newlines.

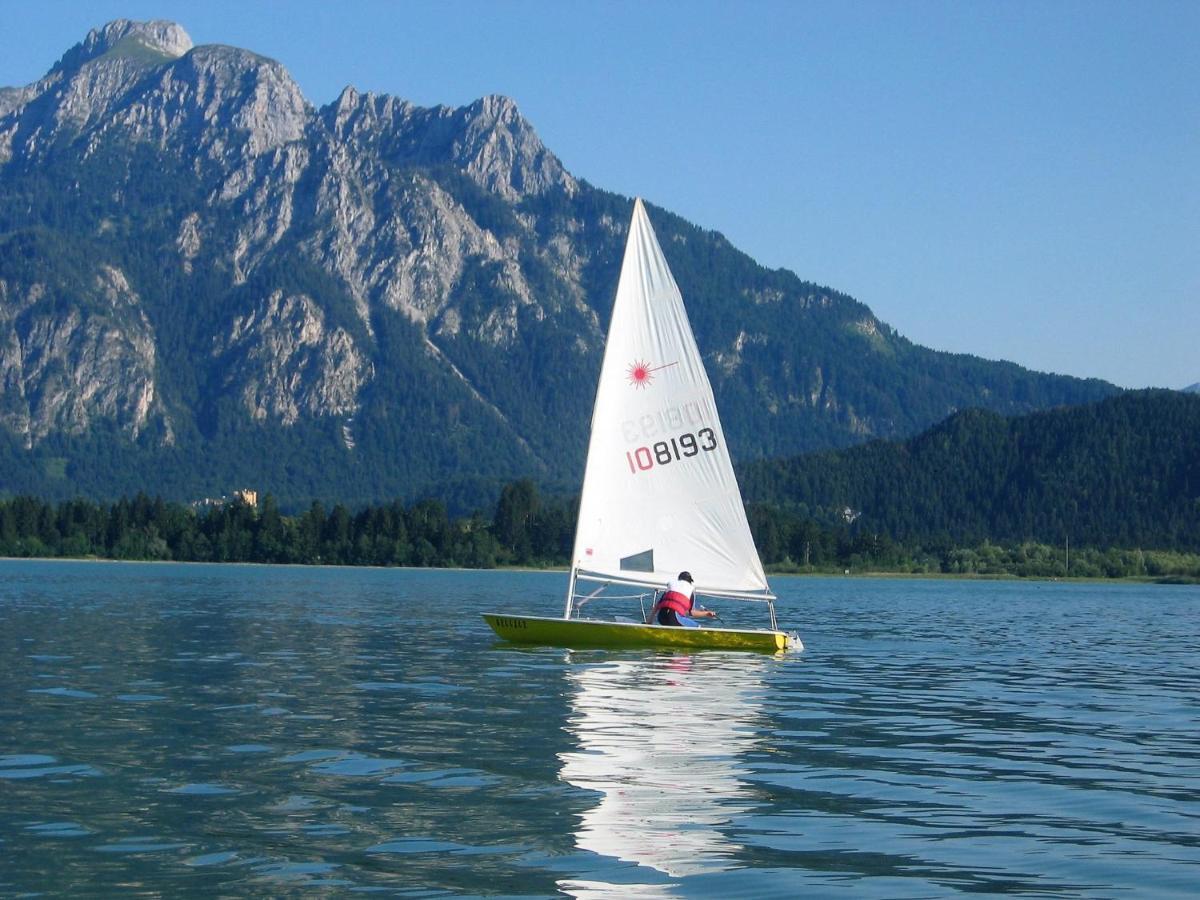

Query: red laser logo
left=626, top=359, right=677, bottom=389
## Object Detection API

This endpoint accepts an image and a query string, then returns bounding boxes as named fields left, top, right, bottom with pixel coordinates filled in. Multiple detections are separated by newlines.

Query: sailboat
left=483, top=199, right=800, bottom=653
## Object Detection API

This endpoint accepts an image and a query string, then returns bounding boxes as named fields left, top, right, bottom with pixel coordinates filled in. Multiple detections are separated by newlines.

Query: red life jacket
left=658, top=588, right=693, bottom=617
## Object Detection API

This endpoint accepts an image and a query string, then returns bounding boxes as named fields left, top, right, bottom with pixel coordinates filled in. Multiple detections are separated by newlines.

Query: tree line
left=2, top=480, right=1197, bottom=580
left=0, top=482, right=574, bottom=570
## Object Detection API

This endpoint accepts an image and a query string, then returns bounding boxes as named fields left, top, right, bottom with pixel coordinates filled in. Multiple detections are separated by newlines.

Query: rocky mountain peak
left=453, top=93, right=575, bottom=200
left=318, top=87, right=574, bottom=201
left=467, top=94, right=520, bottom=126
left=55, top=19, right=194, bottom=74
left=169, top=43, right=310, bottom=151
left=0, top=21, right=309, bottom=167
left=0, top=20, right=200, bottom=163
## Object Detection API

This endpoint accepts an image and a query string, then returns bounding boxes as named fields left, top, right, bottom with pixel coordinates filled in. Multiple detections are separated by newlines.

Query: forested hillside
left=740, top=390, right=1200, bottom=550
left=3, top=392, right=1197, bottom=581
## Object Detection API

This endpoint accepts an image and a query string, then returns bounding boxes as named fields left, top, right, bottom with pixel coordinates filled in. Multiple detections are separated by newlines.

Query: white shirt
left=665, top=578, right=695, bottom=599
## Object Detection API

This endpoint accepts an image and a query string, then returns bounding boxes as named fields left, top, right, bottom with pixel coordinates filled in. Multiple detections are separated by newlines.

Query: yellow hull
left=482, top=613, right=793, bottom=653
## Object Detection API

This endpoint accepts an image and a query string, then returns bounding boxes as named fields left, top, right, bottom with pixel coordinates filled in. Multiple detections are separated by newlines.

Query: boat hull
left=482, top=613, right=793, bottom=652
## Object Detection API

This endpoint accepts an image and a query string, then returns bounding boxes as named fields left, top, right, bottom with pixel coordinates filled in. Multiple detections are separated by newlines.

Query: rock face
left=0, top=20, right=1117, bottom=503
left=214, top=290, right=372, bottom=426
left=1, top=20, right=192, bottom=163
left=0, top=266, right=165, bottom=447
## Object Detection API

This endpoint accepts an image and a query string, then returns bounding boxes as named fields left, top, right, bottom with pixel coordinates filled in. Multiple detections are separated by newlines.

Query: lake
left=1, top=560, right=1198, bottom=897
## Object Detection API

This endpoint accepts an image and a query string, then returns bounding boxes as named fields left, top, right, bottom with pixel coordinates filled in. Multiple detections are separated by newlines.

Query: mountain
left=0, top=20, right=1118, bottom=508
left=740, top=390, right=1200, bottom=550
left=1183, top=383, right=1200, bottom=394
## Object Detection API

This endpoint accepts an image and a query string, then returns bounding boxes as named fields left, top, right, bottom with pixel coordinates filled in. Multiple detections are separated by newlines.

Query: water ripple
left=2, top=563, right=1197, bottom=897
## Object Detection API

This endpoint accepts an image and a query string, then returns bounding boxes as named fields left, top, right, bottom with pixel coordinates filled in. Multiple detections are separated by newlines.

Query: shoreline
left=1, top=555, right=1194, bottom=585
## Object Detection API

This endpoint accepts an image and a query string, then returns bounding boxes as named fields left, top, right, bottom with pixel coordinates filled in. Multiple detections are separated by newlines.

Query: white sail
left=571, top=198, right=770, bottom=599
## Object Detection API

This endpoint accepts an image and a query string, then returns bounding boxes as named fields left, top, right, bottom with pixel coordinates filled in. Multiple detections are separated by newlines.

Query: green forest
left=2, top=479, right=1197, bottom=581
left=3, top=390, right=1198, bottom=581
left=741, top=390, right=1200, bottom=550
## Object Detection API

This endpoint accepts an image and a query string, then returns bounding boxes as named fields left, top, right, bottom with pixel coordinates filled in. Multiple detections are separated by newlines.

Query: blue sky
left=6, top=1, right=1197, bottom=389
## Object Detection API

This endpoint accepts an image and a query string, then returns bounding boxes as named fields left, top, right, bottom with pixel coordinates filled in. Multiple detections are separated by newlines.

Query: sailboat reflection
left=558, top=653, right=772, bottom=891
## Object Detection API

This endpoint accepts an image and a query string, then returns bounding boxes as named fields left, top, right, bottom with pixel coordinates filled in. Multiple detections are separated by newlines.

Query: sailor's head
left=678, top=571, right=693, bottom=583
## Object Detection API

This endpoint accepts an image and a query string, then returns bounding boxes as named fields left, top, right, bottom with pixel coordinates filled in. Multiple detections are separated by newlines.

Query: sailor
left=652, top=571, right=718, bottom=627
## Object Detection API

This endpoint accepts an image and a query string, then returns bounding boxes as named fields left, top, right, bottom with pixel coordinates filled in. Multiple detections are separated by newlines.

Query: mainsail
left=570, top=199, right=771, bottom=600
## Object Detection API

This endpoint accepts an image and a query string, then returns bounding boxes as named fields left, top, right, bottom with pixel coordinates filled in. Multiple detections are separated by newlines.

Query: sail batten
left=570, top=198, right=770, bottom=600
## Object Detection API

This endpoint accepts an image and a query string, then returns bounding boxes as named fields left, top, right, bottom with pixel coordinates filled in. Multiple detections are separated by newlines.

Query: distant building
left=190, top=489, right=259, bottom=511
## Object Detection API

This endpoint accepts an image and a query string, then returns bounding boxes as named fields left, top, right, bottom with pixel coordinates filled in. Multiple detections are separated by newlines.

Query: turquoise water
left=1, top=560, right=1198, bottom=897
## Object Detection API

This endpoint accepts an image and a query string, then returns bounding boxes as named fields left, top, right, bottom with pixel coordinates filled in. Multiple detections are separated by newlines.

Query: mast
left=563, top=567, right=578, bottom=619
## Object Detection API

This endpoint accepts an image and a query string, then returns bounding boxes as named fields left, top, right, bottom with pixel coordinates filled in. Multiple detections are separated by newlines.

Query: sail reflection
left=558, top=653, right=772, bottom=887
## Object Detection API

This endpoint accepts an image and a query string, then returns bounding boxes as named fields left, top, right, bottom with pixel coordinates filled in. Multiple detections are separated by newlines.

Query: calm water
left=1, top=561, right=1198, bottom=897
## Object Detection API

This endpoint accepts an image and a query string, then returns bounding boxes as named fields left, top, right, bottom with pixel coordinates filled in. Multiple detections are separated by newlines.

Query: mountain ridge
left=0, top=20, right=1120, bottom=506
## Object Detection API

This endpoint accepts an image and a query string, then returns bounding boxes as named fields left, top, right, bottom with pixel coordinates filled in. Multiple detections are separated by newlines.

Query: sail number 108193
left=625, top=428, right=717, bottom=474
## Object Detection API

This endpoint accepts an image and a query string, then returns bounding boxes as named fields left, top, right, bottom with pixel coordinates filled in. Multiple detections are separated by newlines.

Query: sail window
left=619, top=549, right=654, bottom=572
